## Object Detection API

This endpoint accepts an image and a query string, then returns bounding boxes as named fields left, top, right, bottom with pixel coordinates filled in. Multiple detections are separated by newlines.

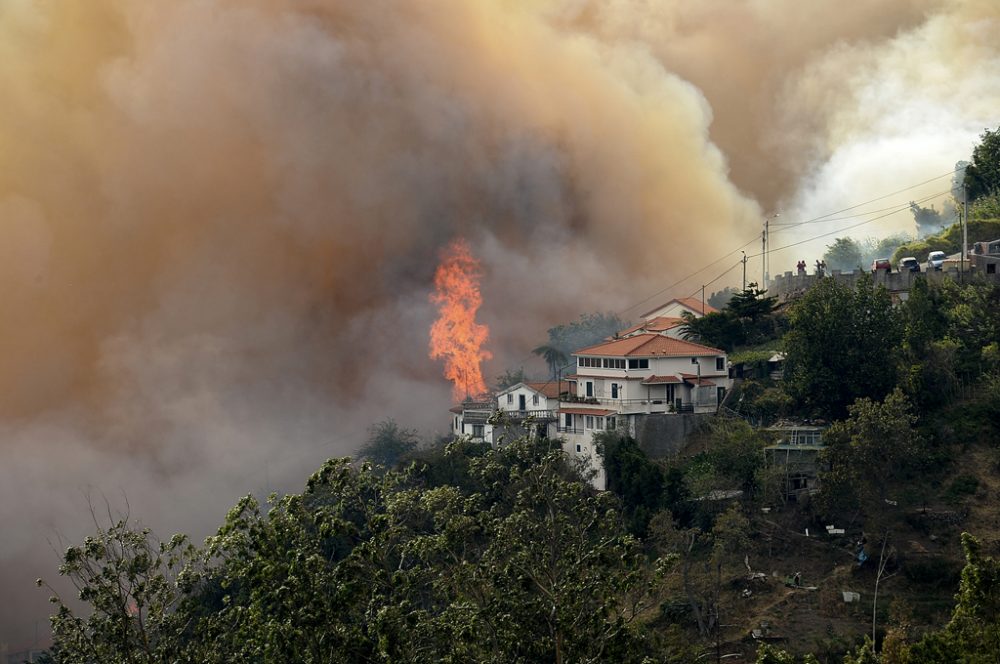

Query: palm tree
left=532, top=344, right=569, bottom=379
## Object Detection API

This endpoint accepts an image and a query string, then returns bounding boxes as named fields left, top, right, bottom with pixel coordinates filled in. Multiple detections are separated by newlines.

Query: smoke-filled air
left=0, top=0, right=997, bottom=644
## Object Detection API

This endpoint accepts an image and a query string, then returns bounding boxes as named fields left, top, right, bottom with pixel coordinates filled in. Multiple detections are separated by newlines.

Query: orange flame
left=429, top=238, right=492, bottom=402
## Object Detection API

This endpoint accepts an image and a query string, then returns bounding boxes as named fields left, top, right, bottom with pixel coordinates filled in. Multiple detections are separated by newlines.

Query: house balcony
left=556, top=426, right=585, bottom=435
left=558, top=397, right=703, bottom=415
left=498, top=409, right=558, bottom=422
left=560, top=397, right=675, bottom=414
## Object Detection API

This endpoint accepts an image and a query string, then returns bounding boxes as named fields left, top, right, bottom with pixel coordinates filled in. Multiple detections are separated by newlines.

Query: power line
left=768, top=188, right=952, bottom=234
left=672, top=185, right=951, bottom=297
left=506, top=169, right=964, bottom=375
left=629, top=185, right=955, bottom=314
left=748, top=189, right=953, bottom=259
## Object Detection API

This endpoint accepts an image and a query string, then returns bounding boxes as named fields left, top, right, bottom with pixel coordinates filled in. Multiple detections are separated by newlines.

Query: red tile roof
left=640, top=297, right=718, bottom=320
left=559, top=407, right=616, bottom=416
left=574, top=333, right=724, bottom=358
left=618, top=316, right=685, bottom=336
left=641, top=375, right=682, bottom=384
left=679, top=373, right=717, bottom=386
left=523, top=381, right=573, bottom=398
left=646, top=316, right=686, bottom=331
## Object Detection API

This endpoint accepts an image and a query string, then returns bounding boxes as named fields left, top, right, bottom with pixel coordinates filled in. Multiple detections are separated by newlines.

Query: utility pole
left=764, top=213, right=779, bottom=289
left=761, top=225, right=767, bottom=288
left=741, top=251, right=747, bottom=291
left=701, top=285, right=706, bottom=315
left=962, top=180, right=968, bottom=282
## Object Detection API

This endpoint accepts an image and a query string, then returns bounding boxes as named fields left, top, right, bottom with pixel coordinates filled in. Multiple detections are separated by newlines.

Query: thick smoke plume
left=0, top=0, right=997, bottom=644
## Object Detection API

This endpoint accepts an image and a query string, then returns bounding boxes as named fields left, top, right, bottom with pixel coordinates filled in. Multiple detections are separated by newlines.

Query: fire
left=429, top=238, right=492, bottom=402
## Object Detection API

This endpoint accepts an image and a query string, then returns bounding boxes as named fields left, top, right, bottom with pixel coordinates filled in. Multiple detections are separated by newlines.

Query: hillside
left=891, top=217, right=1000, bottom=264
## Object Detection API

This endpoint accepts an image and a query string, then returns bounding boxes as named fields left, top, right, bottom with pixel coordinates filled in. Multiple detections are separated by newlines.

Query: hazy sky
left=0, top=0, right=997, bottom=644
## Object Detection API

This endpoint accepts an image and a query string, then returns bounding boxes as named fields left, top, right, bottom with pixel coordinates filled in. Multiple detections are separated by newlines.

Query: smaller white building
left=491, top=381, right=564, bottom=445
left=639, top=297, right=718, bottom=320
left=449, top=399, right=495, bottom=443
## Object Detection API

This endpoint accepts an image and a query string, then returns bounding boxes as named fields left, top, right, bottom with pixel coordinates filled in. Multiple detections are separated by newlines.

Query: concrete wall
left=768, top=267, right=1000, bottom=301
left=633, top=412, right=708, bottom=458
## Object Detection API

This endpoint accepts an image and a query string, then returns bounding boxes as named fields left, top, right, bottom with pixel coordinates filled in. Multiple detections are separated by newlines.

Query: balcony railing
left=498, top=409, right=557, bottom=421
left=556, top=426, right=585, bottom=435
left=461, top=401, right=494, bottom=411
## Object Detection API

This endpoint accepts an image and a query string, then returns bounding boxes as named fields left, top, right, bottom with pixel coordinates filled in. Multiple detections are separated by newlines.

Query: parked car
left=871, top=258, right=891, bottom=273
left=899, top=256, right=921, bottom=272
left=927, top=250, right=946, bottom=270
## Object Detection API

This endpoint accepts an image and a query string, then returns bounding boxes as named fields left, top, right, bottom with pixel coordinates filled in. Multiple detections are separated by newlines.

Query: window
left=454, top=417, right=458, bottom=429
left=472, top=424, right=484, bottom=438
left=601, top=358, right=626, bottom=369
left=579, top=357, right=601, bottom=368
left=586, top=415, right=594, bottom=429
left=507, top=393, right=513, bottom=403
left=716, top=357, right=725, bottom=371
left=611, top=383, right=619, bottom=399
left=532, top=394, right=539, bottom=405
left=596, top=417, right=604, bottom=429
left=607, top=417, right=616, bottom=430
left=576, top=444, right=582, bottom=453
left=586, top=382, right=593, bottom=397
left=691, top=357, right=699, bottom=364
left=627, top=359, right=649, bottom=369
left=565, top=413, right=574, bottom=427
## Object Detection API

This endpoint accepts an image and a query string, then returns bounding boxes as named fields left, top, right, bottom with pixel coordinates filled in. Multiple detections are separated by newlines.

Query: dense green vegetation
left=43, top=439, right=686, bottom=663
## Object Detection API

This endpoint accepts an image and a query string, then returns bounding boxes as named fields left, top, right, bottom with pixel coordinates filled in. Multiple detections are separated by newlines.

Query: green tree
left=754, top=643, right=820, bottom=663
left=824, top=237, right=864, bottom=272
left=729, top=283, right=779, bottom=343
left=40, top=514, right=199, bottom=663
left=784, top=274, right=901, bottom=419
left=596, top=431, right=665, bottom=536
left=44, top=438, right=676, bottom=663
left=532, top=344, right=569, bottom=379
left=708, top=286, right=739, bottom=310
left=910, top=533, right=1000, bottom=662
left=842, top=636, right=880, bottom=664
left=531, top=311, right=629, bottom=389
left=965, top=126, right=1000, bottom=201
left=356, top=418, right=420, bottom=469
left=494, top=366, right=526, bottom=390
left=817, top=389, right=921, bottom=524
left=679, top=310, right=745, bottom=352
left=909, top=201, right=947, bottom=235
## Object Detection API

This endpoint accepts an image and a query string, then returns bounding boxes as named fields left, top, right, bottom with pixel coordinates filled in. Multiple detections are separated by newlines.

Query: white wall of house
left=571, top=354, right=730, bottom=413
left=643, top=301, right=702, bottom=319
left=496, top=384, right=560, bottom=413
left=555, top=412, right=609, bottom=491
left=454, top=420, right=492, bottom=442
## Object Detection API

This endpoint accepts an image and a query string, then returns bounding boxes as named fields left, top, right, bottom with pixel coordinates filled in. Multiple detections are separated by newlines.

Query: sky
left=0, top=0, right=997, bottom=644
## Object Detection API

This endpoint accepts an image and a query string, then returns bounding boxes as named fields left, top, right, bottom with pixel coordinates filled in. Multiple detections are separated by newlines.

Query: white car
left=927, top=250, right=946, bottom=270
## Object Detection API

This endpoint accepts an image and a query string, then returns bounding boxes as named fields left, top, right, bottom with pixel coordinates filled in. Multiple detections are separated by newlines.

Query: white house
left=617, top=316, right=687, bottom=339
left=449, top=399, right=495, bottom=443
left=556, top=333, right=733, bottom=489
left=617, top=297, right=717, bottom=339
left=491, top=381, right=564, bottom=444
left=639, top=297, right=718, bottom=320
